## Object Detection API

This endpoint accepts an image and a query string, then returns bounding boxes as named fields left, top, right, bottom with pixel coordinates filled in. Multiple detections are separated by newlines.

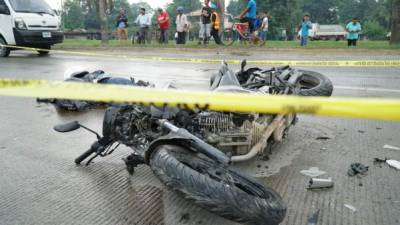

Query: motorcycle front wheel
left=149, top=145, right=286, bottom=225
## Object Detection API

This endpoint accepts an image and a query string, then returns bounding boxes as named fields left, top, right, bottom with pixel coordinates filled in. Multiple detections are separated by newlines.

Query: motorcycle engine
left=193, top=112, right=273, bottom=156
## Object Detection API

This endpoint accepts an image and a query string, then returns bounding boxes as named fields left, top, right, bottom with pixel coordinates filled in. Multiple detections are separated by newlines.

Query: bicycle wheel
left=224, top=28, right=238, bottom=46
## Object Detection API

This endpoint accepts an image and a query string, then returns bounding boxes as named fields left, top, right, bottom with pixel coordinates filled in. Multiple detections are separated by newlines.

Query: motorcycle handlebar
left=75, top=138, right=112, bottom=165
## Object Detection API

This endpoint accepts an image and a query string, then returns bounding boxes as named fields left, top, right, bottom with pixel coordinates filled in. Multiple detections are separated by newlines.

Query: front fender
left=145, top=133, right=195, bottom=164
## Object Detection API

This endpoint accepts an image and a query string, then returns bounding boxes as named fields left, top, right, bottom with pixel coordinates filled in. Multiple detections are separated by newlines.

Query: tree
left=226, top=0, right=245, bottom=17
left=391, top=0, right=400, bottom=44
left=62, top=0, right=85, bottom=30
left=85, top=0, right=114, bottom=44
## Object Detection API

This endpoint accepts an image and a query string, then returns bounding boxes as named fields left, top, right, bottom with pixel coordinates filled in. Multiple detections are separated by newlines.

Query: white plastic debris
left=344, top=204, right=357, bottom=212
left=383, top=145, right=400, bottom=151
left=300, top=167, right=326, bottom=177
left=386, top=160, right=400, bottom=170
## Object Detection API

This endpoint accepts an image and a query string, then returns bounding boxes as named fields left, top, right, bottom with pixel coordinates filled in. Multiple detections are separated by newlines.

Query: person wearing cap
left=298, top=14, right=312, bottom=47
left=135, top=8, right=151, bottom=44
left=346, top=18, right=362, bottom=47
left=157, top=8, right=170, bottom=44
left=176, top=7, right=189, bottom=44
left=210, top=3, right=223, bottom=45
left=198, top=0, right=212, bottom=45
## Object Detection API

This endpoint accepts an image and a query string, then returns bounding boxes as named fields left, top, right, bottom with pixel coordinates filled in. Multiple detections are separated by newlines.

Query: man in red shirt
left=157, top=8, right=170, bottom=44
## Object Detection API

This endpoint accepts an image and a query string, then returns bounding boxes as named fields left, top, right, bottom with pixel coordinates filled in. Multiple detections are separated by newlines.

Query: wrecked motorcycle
left=54, top=61, right=333, bottom=225
left=37, top=69, right=149, bottom=111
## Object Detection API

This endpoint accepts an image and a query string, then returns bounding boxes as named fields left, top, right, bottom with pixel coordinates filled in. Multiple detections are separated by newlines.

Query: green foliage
left=62, top=0, right=85, bottom=30
left=364, top=20, right=387, bottom=40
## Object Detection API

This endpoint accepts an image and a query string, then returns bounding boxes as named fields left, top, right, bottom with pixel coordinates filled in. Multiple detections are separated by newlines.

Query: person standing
left=176, top=7, right=189, bottom=45
left=346, top=18, right=362, bottom=47
left=116, top=8, right=128, bottom=42
left=134, top=8, right=151, bottom=44
left=258, top=12, right=269, bottom=44
left=238, top=0, right=257, bottom=42
left=157, top=8, right=170, bottom=44
left=298, top=14, right=312, bottom=47
left=210, top=4, right=223, bottom=45
left=198, top=0, right=212, bottom=45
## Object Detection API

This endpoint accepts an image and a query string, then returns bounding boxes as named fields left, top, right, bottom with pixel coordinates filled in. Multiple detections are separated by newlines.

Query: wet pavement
left=0, top=50, right=399, bottom=225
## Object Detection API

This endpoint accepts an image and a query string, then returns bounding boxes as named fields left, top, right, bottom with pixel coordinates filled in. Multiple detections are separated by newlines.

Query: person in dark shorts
left=210, top=3, right=223, bottom=45
left=238, top=0, right=257, bottom=41
left=346, top=18, right=362, bottom=47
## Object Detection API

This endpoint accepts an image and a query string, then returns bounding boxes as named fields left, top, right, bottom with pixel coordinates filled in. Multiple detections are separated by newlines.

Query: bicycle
left=224, top=14, right=265, bottom=47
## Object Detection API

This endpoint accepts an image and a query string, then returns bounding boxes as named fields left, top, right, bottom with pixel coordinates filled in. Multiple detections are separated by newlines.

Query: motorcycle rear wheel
left=149, top=145, right=286, bottom=225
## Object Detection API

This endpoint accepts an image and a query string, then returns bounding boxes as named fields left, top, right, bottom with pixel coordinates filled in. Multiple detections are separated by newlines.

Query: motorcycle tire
left=297, top=70, right=333, bottom=97
left=150, top=145, right=286, bottom=225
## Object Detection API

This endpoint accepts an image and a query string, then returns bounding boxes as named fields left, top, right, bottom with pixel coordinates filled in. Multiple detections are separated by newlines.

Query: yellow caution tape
left=0, top=79, right=400, bottom=121
left=1, top=44, right=399, bottom=67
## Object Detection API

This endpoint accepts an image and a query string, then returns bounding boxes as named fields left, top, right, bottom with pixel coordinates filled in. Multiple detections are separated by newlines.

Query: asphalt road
left=0, top=50, right=399, bottom=225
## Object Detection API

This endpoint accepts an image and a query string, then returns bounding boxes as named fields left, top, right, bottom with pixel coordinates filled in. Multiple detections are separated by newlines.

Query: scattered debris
left=344, top=204, right=357, bottom=212
left=316, top=136, right=331, bottom=140
left=179, top=213, right=191, bottom=224
left=307, top=178, right=334, bottom=190
left=374, top=158, right=400, bottom=170
left=357, top=130, right=365, bottom=134
left=376, top=127, right=382, bottom=130
left=387, top=160, right=400, bottom=170
left=383, top=145, right=400, bottom=151
left=358, top=182, right=363, bottom=187
left=300, top=167, right=327, bottom=177
left=307, top=209, right=320, bottom=225
left=348, top=163, right=369, bottom=177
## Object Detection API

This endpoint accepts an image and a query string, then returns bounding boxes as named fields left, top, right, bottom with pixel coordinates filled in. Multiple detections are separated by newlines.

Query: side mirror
left=241, top=60, right=247, bottom=72
left=0, top=5, right=10, bottom=15
left=54, top=121, right=81, bottom=133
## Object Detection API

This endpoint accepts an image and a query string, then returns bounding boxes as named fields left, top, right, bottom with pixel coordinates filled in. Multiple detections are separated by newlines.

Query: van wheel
left=0, top=36, right=10, bottom=57
left=38, top=46, right=51, bottom=56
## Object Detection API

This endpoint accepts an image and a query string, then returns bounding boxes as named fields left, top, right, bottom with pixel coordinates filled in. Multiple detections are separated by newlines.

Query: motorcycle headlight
left=15, top=18, right=27, bottom=30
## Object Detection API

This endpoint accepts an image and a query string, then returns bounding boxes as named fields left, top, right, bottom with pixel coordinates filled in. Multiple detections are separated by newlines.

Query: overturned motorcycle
left=53, top=61, right=333, bottom=225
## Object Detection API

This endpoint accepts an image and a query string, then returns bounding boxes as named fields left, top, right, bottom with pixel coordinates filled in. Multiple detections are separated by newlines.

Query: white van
left=0, top=0, right=63, bottom=57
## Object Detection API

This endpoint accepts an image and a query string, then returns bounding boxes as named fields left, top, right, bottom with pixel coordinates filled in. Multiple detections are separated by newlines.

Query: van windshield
left=8, top=0, right=54, bottom=15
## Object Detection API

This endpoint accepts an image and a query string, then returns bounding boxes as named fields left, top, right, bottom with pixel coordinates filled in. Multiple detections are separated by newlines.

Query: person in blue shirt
left=298, top=14, right=312, bottom=47
left=346, top=18, right=362, bottom=47
left=238, top=0, right=257, bottom=41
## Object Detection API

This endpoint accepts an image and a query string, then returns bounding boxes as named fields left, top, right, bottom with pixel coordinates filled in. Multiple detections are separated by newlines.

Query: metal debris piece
left=348, top=163, right=369, bottom=177
left=386, top=160, right=400, bottom=170
left=316, top=136, right=331, bottom=140
left=300, top=167, right=327, bottom=177
left=307, top=178, right=334, bottom=189
left=307, top=209, right=320, bottom=225
left=374, top=158, right=400, bottom=170
left=344, top=204, right=357, bottom=212
left=383, top=145, right=400, bottom=151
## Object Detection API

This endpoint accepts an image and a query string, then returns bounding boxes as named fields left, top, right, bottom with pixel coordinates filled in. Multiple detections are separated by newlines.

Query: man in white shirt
left=258, top=12, right=268, bottom=45
left=175, top=7, right=188, bottom=44
left=135, top=8, right=151, bottom=44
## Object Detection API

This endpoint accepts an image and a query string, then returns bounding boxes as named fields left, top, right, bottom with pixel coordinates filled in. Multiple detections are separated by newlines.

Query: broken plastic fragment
left=383, top=145, right=400, bottom=151
left=344, top=204, right=357, bottom=212
left=300, top=167, right=326, bottom=177
left=386, top=160, right=400, bottom=170
left=307, top=209, right=320, bottom=225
